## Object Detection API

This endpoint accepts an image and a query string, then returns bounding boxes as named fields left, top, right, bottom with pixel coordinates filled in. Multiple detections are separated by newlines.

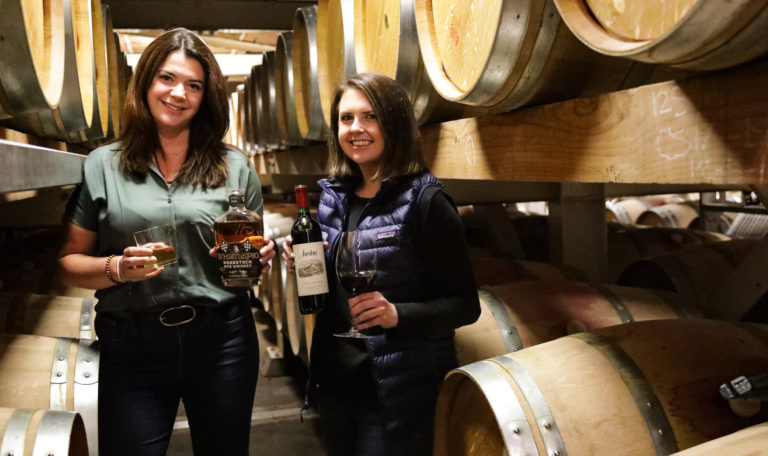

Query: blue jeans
left=95, top=297, right=258, bottom=456
left=317, top=387, right=435, bottom=456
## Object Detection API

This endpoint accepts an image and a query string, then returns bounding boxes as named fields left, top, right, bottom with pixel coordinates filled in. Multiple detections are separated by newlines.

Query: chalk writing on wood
left=464, top=134, right=477, bottom=167
left=651, top=86, right=687, bottom=119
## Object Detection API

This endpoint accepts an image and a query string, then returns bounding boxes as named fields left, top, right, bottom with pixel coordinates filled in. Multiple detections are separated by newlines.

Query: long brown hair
left=119, top=28, right=230, bottom=189
left=327, top=72, right=426, bottom=180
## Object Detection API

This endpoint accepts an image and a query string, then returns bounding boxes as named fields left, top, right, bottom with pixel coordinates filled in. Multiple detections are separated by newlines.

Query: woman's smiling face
left=147, top=50, right=205, bottom=134
left=337, top=87, right=385, bottom=172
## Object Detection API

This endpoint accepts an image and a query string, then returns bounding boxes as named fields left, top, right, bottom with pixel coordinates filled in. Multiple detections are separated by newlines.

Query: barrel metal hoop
left=34, top=410, right=78, bottom=456
left=75, top=339, right=99, bottom=385
left=75, top=339, right=100, bottom=456
left=478, top=289, right=523, bottom=352
left=459, top=361, right=538, bottom=455
left=50, top=337, right=70, bottom=410
left=0, top=408, right=34, bottom=456
left=491, top=356, right=567, bottom=456
left=80, top=298, right=95, bottom=340
left=496, top=0, right=561, bottom=111
left=464, top=0, right=535, bottom=105
left=589, top=283, right=635, bottom=323
left=571, top=332, right=678, bottom=455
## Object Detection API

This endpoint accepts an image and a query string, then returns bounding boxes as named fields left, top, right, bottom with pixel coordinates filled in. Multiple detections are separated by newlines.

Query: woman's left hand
left=349, top=291, right=398, bottom=330
left=208, top=234, right=276, bottom=275
left=258, top=234, right=276, bottom=275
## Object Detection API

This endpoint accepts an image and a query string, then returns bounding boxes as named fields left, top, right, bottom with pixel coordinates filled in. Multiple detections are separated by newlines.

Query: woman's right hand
left=117, top=245, right=165, bottom=282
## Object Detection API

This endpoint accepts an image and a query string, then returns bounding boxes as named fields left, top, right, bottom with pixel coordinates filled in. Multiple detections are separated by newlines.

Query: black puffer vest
left=314, top=172, right=459, bottom=420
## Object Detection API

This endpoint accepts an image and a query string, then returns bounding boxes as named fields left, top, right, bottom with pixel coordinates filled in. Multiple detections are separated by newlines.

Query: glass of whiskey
left=134, top=224, right=178, bottom=267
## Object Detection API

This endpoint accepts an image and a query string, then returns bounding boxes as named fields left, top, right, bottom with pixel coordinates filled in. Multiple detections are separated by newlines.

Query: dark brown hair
left=327, top=72, right=426, bottom=180
left=119, top=28, right=230, bottom=189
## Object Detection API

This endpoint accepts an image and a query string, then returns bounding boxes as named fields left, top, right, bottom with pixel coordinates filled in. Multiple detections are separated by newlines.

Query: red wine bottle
left=291, top=185, right=328, bottom=314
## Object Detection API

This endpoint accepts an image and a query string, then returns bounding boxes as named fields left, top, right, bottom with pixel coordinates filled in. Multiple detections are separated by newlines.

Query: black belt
left=102, top=297, right=247, bottom=328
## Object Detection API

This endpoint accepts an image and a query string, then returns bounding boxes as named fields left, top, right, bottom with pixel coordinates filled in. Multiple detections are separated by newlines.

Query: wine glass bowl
left=334, top=231, right=376, bottom=338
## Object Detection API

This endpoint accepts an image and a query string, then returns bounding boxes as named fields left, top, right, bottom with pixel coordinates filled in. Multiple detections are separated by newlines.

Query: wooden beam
left=103, top=0, right=313, bottom=30
left=421, top=58, right=768, bottom=185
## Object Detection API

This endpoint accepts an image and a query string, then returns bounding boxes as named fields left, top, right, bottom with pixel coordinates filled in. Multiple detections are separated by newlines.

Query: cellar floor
left=167, top=334, right=325, bottom=455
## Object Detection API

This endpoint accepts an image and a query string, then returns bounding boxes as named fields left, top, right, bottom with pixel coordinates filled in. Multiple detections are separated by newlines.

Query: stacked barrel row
left=444, top=202, right=768, bottom=455
left=228, top=0, right=768, bottom=153
left=0, top=0, right=130, bottom=145
left=0, top=227, right=97, bottom=455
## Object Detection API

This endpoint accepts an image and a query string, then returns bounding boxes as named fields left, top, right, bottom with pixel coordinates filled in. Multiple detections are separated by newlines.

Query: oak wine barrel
left=269, top=247, right=285, bottom=334
left=259, top=50, right=281, bottom=152
left=469, top=251, right=586, bottom=287
left=605, top=198, right=654, bottom=224
left=30, top=0, right=97, bottom=142
left=83, top=0, right=109, bottom=142
left=274, top=32, right=307, bottom=147
left=102, top=3, right=120, bottom=138
left=227, top=88, right=241, bottom=147
left=292, top=5, right=328, bottom=141
left=413, top=0, right=647, bottom=113
left=113, top=31, right=129, bottom=119
left=436, top=319, right=768, bottom=455
left=618, top=239, right=765, bottom=321
left=553, top=0, right=768, bottom=70
left=252, top=261, right=273, bottom=314
left=0, top=292, right=96, bottom=339
left=247, top=66, right=263, bottom=154
left=317, top=0, right=357, bottom=125
left=236, top=84, right=248, bottom=152
left=0, top=334, right=99, bottom=455
left=637, top=202, right=700, bottom=229
left=0, top=408, right=89, bottom=456
left=265, top=215, right=294, bottom=242
left=670, top=423, right=768, bottom=456
left=279, top=255, right=309, bottom=358
left=0, top=0, right=65, bottom=121
left=455, top=280, right=695, bottom=366
left=254, top=213, right=293, bottom=314
left=353, top=0, right=485, bottom=125
left=606, top=222, right=729, bottom=283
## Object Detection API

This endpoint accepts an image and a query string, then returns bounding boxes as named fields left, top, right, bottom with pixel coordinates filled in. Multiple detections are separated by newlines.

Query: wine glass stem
left=351, top=288, right=358, bottom=331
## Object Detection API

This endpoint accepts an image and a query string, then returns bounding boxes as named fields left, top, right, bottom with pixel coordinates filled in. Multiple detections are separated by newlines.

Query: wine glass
left=334, top=231, right=376, bottom=338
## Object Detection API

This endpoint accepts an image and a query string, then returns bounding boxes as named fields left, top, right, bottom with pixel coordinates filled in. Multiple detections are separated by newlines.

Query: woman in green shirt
left=58, top=28, right=274, bottom=455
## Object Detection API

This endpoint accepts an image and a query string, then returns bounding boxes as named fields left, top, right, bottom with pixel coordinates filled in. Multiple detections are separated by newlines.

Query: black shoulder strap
left=417, top=185, right=442, bottom=224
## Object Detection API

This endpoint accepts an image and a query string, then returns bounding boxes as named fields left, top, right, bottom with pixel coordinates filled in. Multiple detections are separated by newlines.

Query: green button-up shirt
left=68, top=142, right=263, bottom=312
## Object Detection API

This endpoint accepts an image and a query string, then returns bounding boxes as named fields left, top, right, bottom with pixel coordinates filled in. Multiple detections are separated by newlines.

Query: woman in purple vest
left=283, top=72, right=480, bottom=455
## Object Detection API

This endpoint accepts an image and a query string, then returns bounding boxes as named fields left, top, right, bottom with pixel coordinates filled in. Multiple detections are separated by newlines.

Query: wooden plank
left=421, top=58, right=768, bottom=185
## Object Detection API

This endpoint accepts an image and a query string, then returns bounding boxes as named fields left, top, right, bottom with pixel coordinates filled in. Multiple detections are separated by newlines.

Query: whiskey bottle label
left=294, top=241, right=329, bottom=296
left=217, top=238, right=262, bottom=285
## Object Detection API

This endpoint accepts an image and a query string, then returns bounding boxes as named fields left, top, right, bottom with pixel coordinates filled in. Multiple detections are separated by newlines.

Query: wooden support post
left=548, top=183, right=607, bottom=283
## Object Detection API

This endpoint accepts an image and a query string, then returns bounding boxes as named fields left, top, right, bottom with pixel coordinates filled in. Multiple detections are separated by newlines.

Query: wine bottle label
left=294, top=241, right=329, bottom=296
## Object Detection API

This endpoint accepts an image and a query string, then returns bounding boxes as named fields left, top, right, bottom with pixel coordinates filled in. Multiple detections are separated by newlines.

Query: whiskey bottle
left=214, top=189, right=264, bottom=287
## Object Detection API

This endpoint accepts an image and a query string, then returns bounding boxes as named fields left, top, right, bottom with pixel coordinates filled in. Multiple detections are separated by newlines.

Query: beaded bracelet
left=105, top=254, right=120, bottom=284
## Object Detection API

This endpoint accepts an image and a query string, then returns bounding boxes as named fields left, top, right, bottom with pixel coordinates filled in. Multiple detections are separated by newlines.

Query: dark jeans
left=95, top=297, right=259, bottom=456
left=317, top=386, right=435, bottom=456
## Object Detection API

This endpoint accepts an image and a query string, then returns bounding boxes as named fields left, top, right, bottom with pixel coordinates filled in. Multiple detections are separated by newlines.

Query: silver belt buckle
left=159, top=305, right=196, bottom=327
